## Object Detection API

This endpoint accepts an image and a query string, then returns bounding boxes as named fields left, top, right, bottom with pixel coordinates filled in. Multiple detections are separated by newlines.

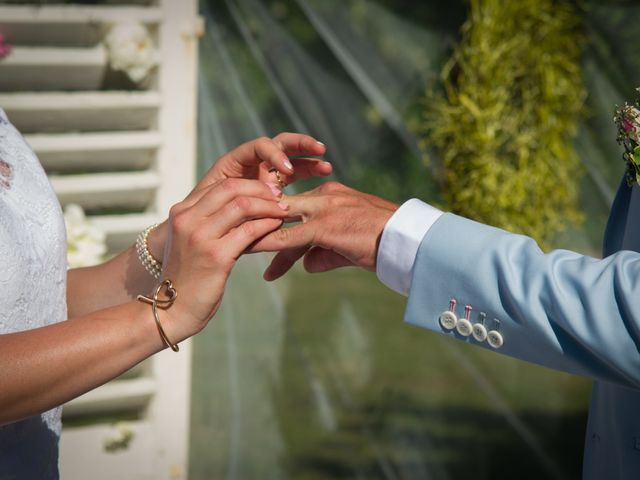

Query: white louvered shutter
left=0, top=1, right=200, bottom=478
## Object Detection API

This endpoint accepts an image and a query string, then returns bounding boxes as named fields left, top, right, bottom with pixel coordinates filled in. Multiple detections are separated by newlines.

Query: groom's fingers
left=251, top=222, right=318, bottom=252
left=278, top=194, right=321, bottom=219
left=263, top=246, right=309, bottom=281
left=263, top=246, right=353, bottom=280
left=303, top=247, right=354, bottom=273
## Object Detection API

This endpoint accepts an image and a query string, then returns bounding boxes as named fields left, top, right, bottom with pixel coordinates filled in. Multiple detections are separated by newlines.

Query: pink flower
left=0, top=33, right=12, bottom=59
left=622, top=106, right=640, bottom=143
left=614, top=89, right=640, bottom=186
left=624, top=118, right=635, bottom=133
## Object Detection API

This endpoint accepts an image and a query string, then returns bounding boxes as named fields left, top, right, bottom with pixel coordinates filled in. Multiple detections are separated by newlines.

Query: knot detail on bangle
left=137, top=279, right=179, bottom=352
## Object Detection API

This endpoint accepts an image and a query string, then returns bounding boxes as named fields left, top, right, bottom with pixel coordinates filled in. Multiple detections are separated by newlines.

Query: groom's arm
left=405, top=211, right=640, bottom=389
left=257, top=182, right=640, bottom=390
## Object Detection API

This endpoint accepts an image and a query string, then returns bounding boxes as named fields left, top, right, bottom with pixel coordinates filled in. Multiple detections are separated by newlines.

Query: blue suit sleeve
left=405, top=213, right=640, bottom=389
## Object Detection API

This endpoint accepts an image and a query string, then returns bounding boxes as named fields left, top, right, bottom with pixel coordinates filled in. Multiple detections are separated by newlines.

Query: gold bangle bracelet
left=137, top=279, right=179, bottom=352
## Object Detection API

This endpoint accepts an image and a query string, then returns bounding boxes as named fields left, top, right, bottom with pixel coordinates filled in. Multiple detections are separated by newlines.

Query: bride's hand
left=196, top=132, right=332, bottom=190
left=144, top=134, right=330, bottom=270
left=158, top=178, right=289, bottom=342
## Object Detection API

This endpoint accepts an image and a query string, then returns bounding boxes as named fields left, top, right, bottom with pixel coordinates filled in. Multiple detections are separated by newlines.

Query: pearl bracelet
left=136, top=224, right=162, bottom=279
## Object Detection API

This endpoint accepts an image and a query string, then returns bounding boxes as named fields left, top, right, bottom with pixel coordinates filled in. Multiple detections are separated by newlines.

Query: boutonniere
left=614, top=87, right=640, bottom=186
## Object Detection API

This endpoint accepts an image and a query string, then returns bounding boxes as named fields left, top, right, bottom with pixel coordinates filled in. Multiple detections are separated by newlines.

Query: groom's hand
left=252, top=182, right=398, bottom=280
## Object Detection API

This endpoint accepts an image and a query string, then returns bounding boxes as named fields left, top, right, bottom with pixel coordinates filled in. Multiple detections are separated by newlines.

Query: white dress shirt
left=376, top=199, right=443, bottom=296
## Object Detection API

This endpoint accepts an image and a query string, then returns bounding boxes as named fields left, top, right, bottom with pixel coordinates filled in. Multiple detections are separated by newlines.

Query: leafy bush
left=422, top=0, right=586, bottom=249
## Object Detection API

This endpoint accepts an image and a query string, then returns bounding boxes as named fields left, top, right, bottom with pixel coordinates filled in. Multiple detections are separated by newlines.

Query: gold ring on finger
left=269, top=168, right=287, bottom=189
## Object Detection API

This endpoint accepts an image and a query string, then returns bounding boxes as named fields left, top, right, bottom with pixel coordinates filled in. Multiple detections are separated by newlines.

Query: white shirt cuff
left=376, top=199, right=443, bottom=296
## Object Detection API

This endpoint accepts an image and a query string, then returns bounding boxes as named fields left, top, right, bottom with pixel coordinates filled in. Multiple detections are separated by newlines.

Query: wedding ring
left=269, top=168, right=287, bottom=189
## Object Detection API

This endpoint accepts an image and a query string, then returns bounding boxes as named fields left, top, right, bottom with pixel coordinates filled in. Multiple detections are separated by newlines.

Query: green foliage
left=421, top=0, right=586, bottom=249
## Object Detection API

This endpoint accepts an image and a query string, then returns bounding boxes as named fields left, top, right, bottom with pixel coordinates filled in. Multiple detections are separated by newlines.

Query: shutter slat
left=0, top=5, right=162, bottom=24
left=0, top=46, right=108, bottom=91
left=27, top=131, right=162, bottom=171
left=0, top=91, right=161, bottom=132
left=50, top=171, right=160, bottom=210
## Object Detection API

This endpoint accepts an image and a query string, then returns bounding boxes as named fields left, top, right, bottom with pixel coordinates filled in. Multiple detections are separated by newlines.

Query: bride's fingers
left=261, top=157, right=332, bottom=185
left=219, top=218, right=285, bottom=262
left=220, top=134, right=323, bottom=177
left=204, top=197, right=289, bottom=239
left=224, top=134, right=325, bottom=176
left=198, top=137, right=291, bottom=187
left=272, top=132, right=326, bottom=158
left=263, top=246, right=310, bottom=281
left=182, top=178, right=283, bottom=219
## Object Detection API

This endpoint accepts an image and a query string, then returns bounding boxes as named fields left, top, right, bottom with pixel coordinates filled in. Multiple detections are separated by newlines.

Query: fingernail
left=283, top=158, right=294, bottom=171
left=316, top=141, right=325, bottom=147
left=278, top=202, right=289, bottom=211
left=266, top=182, right=282, bottom=197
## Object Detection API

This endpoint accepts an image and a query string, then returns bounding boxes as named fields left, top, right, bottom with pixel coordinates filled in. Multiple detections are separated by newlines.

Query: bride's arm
left=2, top=177, right=286, bottom=425
left=1, top=299, right=164, bottom=425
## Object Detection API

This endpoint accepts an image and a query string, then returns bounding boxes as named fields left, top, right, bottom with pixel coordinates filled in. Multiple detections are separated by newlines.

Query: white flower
left=104, top=21, right=155, bottom=83
left=64, top=204, right=107, bottom=268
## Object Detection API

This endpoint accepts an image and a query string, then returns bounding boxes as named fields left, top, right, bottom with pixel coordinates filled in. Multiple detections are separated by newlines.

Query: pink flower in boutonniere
left=0, top=33, right=12, bottom=59
left=614, top=88, right=640, bottom=186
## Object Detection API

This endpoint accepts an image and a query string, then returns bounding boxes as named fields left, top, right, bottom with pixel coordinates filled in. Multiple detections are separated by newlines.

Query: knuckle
left=187, top=227, right=207, bottom=250
left=318, top=181, right=342, bottom=194
left=266, top=227, right=286, bottom=244
left=272, top=131, right=291, bottom=141
left=274, top=226, right=294, bottom=244
left=220, top=178, right=240, bottom=192
left=325, top=194, right=346, bottom=210
left=205, top=246, right=224, bottom=265
left=171, top=211, right=189, bottom=234
left=256, top=136, right=271, bottom=149
left=240, top=221, right=257, bottom=238
left=230, top=196, right=252, bottom=214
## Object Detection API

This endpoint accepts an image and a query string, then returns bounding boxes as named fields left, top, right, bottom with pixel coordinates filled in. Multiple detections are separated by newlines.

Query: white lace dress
left=0, top=108, right=68, bottom=479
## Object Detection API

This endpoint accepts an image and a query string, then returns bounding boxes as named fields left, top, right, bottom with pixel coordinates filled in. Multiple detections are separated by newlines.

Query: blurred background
left=1, top=0, right=640, bottom=479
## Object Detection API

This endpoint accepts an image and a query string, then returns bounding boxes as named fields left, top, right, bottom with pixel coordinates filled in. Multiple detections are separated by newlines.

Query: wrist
left=135, top=279, right=202, bottom=352
left=370, top=206, right=398, bottom=270
left=376, top=199, right=443, bottom=295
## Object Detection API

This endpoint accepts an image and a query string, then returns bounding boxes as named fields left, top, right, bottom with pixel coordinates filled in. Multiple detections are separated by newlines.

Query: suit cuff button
left=472, top=323, right=488, bottom=342
left=456, top=318, right=472, bottom=336
left=439, top=311, right=457, bottom=330
left=487, top=330, right=504, bottom=349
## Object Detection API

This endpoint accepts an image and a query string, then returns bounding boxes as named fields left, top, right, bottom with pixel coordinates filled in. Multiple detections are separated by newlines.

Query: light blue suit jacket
left=405, top=178, right=640, bottom=479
